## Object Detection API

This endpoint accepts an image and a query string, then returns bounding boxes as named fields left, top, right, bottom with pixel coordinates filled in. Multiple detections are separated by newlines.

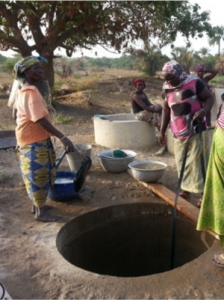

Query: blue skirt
left=17, top=138, right=56, bottom=207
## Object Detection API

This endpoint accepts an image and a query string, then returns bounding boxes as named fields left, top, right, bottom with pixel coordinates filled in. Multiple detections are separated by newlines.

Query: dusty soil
left=0, top=78, right=223, bottom=299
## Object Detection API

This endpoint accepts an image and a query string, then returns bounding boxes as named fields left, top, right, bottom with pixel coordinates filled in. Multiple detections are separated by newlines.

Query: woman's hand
left=36, top=117, right=75, bottom=152
left=60, top=136, right=75, bottom=152
left=158, top=132, right=166, bottom=146
left=148, top=104, right=162, bottom=114
left=193, top=109, right=206, bottom=122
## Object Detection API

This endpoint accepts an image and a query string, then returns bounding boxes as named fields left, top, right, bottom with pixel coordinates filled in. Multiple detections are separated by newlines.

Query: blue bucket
left=48, top=171, right=78, bottom=202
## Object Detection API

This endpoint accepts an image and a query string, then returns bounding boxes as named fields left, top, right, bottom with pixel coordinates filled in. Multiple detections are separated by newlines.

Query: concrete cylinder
left=93, top=113, right=156, bottom=149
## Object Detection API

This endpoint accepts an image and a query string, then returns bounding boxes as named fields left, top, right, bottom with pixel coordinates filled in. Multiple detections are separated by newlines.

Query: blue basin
left=48, top=171, right=78, bottom=202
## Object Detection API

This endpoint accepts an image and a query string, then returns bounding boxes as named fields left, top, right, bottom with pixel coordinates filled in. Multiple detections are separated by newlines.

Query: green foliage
left=171, top=47, right=194, bottom=73
left=192, top=52, right=218, bottom=71
left=126, top=41, right=170, bottom=76
left=210, top=76, right=224, bottom=83
left=207, top=26, right=224, bottom=55
left=111, top=55, right=138, bottom=70
left=84, top=55, right=138, bottom=70
left=141, top=51, right=169, bottom=76
left=210, top=75, right=224, bottom=87
left=201, top=55, right=218, bottom=70
left=3, top=55, right=21, bottom=73
left=55, top=113, right=73, bottom=124
left=0, top=54, right=7, bottom=64
left=198, top=47, right=211, bottom=57
left=73, top=74, right=82, bottom=79
left=0, top=1, right=212, bottom=88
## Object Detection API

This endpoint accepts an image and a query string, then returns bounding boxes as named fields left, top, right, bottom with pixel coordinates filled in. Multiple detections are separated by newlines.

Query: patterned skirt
left=173, top=131, right=209, bottom=194
left=17, top=138, right=56, bottom=208
left=197, top=127, right=224, bottom=246
left=134, top=104, right=162, bottom=130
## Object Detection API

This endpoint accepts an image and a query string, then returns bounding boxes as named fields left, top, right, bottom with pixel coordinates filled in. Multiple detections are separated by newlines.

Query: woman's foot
left=179, top=191, right=191, bottom=199
left=31, top=204, right=53, bottom=214
left=212, top=254, right=224, bottom=267
left=34, top=207, right=61, bottom=222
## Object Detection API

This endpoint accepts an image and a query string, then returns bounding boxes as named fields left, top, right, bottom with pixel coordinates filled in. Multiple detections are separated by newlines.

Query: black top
left=132, top=92, right=150, bottom=113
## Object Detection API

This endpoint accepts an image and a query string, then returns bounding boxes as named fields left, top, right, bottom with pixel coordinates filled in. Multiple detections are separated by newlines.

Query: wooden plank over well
left=140, top=182, right=199, bottom=223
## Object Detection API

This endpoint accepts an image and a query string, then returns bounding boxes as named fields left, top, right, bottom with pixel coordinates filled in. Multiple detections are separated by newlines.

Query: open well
left=56, top=202, right=214, bottom=277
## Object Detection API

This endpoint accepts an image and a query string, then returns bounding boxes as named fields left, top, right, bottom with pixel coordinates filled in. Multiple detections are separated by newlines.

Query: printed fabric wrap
left=17, top=138, right=56, bottom=208
left=134, top=105, right=162, bottom=130
left=197, top=126, right=224, bottom=246
left=195, top=64, right=205, bottom=72
left=162, top=60, right=198, bottom=90
left=164, top=80, right=206, bottom=139
left=174, top=130, right=209, bottom=194
left=14, top=55, right=48, bottom=81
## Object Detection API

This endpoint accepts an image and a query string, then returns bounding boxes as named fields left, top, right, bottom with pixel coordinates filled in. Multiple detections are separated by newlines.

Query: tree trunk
left=218, top=40, right=221, bottom=56
left=42, top=58, right=55, bottom=90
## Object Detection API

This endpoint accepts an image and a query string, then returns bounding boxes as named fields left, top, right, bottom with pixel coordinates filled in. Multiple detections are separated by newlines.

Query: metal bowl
left=97, top=149, right=137, bottom=173
left=128, top=160, right=167, bottom=183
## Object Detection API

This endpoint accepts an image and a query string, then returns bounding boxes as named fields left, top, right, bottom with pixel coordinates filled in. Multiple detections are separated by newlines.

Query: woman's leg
left=197, top=127, right=224, bottom=265
left=18, top=140, right=60, bottom=222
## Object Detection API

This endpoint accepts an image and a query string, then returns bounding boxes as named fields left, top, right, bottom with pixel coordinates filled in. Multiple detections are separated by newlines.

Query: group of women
left=11, top=54, right=224, bottom=265
left=132, top=60, right=224, bottom=266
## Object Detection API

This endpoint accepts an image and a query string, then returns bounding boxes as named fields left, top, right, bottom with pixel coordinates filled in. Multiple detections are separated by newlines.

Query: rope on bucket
left=74, top=144, right=83, bottom=154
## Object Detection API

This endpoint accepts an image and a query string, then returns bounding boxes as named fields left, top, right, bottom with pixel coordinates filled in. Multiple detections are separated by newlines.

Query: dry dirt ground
left=0, top=78, right=224, bottom=299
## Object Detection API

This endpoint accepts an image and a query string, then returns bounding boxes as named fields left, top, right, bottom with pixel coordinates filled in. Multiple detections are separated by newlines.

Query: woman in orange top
left=13, top=56, right=75, bottom=222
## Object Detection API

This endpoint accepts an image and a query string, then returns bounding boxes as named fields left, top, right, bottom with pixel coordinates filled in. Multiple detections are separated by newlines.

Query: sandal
left=197, top=198, right=202, bottom=208
left=212, top=254, right=224, bottom=267
left=179, top=191, right=191, bottom=199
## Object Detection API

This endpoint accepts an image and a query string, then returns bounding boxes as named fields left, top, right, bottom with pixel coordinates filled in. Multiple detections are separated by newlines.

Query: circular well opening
left=56, top=202, right=214, bottom=277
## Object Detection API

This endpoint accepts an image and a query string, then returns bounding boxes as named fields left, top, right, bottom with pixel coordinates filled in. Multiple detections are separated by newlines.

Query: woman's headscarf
left=162, top=60, right=197, bottom=90
left=195, top=63, right=205, bottom=72
left=133, top=78, right=145, bottom=88
left=14, top=55, right=48, bottom=81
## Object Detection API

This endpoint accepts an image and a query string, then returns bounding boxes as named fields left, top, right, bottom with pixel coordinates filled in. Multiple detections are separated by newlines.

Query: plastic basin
left=97, top=149, right=137, bottom=173
left=48, top=171, right=78, bottom=202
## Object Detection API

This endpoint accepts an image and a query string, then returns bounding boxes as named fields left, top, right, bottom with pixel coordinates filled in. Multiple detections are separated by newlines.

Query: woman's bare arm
left=133, top=94, right=161, bottom=113
left=193, top=88, right=214, bottom=121
left=203, top=69, right=218, bottom=82
left=36, top=117, right=75, bottom=152
left=158, top=101, right=170, bottom=146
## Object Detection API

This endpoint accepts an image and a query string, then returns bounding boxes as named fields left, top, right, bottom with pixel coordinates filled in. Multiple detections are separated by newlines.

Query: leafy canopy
left=0, top=1, right=212, bottom=86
